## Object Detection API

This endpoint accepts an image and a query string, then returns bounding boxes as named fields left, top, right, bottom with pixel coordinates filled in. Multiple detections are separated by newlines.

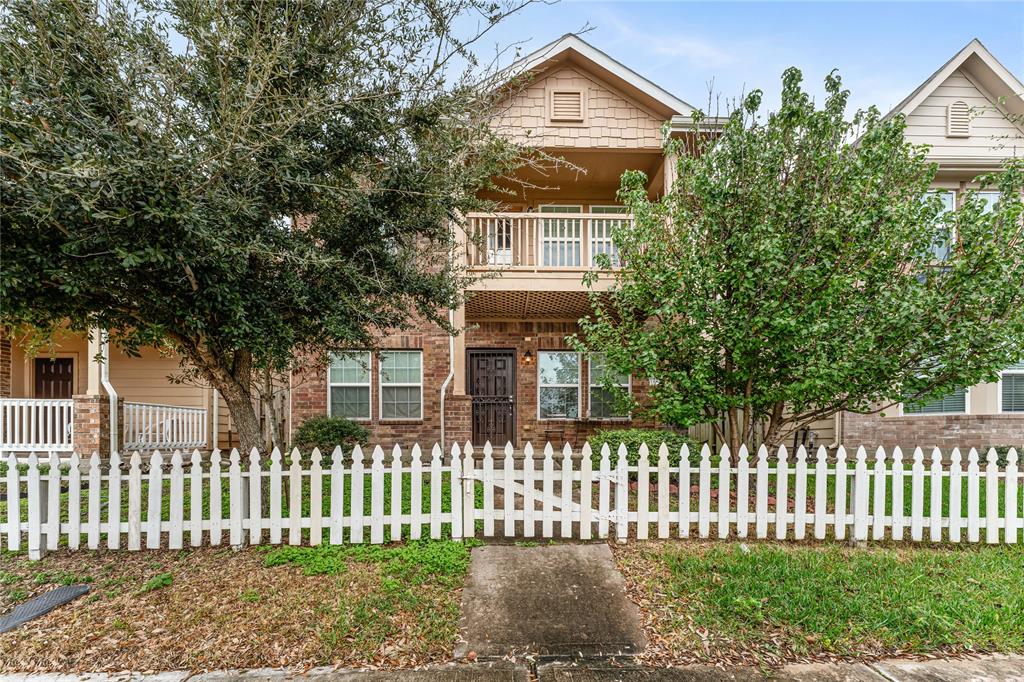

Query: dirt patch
left=0, top=543, right=466, bottom=673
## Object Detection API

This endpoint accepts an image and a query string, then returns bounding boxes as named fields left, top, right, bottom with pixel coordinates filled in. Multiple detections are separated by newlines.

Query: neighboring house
left=3, top=35, right=1020, bottom=456
left=839, top=39, right=1024, bottom=454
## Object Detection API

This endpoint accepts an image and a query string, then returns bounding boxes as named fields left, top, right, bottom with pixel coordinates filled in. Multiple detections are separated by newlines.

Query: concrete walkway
left=2, top=656, right=1022, bottom=681
left=455, top=543, right=645, bottom=659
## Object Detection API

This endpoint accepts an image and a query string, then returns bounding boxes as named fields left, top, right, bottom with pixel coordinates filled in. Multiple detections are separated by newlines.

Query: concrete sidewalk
left=1, top=656, right=1022, bottom=681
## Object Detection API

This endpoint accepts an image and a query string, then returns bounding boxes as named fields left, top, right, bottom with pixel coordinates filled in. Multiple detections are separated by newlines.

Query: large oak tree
left=2, top=0, right=535, bottom=451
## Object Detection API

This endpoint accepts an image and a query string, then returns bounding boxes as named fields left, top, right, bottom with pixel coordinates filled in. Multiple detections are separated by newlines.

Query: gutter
left=439, top=308, right=456, bottom=453
left=100, top=334, right=119, bottom=455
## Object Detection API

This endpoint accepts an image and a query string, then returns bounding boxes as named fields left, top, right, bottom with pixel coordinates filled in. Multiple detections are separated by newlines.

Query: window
left=903, top=387, right=968, bottom=415
left=380, top=351, right=423, bottom=419
left=538, top=351, right=580, bottom=419
left=328, top=352, right=372, bottom=420
left=926, top=190, right=956, bottom=261
left=1001, top=362, right=1024, bottom=413
left=589, top=354, right=630, bottom=419
left=976, top=191, right=1000, bottom=213
left=540, top=205, right=583, bottom=267
left=590, top=205, right=627, bottom=267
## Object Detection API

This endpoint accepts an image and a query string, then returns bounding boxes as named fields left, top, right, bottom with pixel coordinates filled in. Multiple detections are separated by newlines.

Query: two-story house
left=3, top=35, right=1021, bottom=457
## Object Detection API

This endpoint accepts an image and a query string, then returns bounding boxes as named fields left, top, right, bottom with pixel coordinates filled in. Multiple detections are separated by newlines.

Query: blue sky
left=472, top=1, right=1024, bottom=114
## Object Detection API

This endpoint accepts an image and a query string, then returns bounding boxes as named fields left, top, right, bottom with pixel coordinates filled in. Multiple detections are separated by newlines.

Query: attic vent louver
left=550, top=89, right=584, bottom=123
left=947, top=100, right=971, bottom=138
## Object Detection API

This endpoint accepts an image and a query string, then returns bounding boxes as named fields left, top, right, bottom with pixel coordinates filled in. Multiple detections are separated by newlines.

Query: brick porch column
left=73, top=394, right=124, bottom=457
left=0, top=335, right=11, bottom=397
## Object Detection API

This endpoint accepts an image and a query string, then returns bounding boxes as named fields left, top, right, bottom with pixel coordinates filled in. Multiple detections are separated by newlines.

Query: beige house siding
left=493, top=66, right=666, bottom=149
left=903, top=69, right=1024, bottom=159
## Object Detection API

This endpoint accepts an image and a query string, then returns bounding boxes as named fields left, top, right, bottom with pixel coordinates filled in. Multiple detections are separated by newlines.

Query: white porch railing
left=465, top=212, right=630, bottom=269
left=124, top=402, right=207, bottom=450
left=0, top=399, right=74, bottom=452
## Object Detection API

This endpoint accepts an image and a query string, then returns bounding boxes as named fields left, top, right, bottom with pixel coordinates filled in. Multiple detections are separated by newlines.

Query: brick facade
left=842, top=411, right=1024, bottom=454
left=289, top=318, right=657, bottom=449
left=72, top=394, right=124, bottom=457
left=291, top=320, right=456, bottom=448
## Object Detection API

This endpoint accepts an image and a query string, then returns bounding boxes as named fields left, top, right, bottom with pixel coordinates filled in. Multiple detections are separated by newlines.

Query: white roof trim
left=884, top=39, right=1024, bottom=122
left=503, top=33, right=696, bottom=116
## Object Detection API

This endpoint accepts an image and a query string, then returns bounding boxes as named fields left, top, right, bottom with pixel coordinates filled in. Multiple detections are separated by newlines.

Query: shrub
left=292, top=416, right=370, bottom=454
left=586, top=428, right=701, bottom=469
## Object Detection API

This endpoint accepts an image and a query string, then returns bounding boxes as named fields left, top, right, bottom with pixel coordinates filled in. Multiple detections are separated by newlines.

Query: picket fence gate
left=2, top=442, right=1022, bottom=560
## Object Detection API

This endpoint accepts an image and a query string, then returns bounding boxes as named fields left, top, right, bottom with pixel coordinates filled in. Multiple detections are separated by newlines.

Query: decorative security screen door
left=468, top=350, right=515, bottom=447
left=34, top=358, right=73, bottom=399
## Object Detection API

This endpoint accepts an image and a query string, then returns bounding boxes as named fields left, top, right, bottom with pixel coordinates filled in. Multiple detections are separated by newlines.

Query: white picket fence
left=2, top=442, right=1021, bottom=559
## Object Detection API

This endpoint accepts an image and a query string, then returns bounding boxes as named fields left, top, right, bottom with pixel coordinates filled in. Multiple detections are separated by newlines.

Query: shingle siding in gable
left=493, top=67, right=665, bottom=149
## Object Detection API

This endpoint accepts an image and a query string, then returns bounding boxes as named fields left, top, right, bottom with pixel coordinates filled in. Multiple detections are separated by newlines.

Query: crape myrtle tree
left=1, top=0, right=541, bottom=452
left=574, top=68, right=1024, bottom=455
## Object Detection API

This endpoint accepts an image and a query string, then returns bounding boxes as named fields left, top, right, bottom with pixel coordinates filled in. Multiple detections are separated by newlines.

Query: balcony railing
left=465, top=212, right=630, bottom=270
left=124, top=402, right=207, bottom=451
left=0, top=398, right=74, bottom=452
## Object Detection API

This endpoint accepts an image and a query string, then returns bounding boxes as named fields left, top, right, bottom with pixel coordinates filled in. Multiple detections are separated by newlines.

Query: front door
left=34, top=358, right=74, bottom=399
left=468, top=350, right=515, bottom=447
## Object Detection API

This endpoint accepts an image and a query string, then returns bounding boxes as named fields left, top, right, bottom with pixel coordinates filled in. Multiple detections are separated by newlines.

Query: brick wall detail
left=73, top=395, right=124, bottom=457
left=0, top=335, right=11, bottom=398
left=843, top=411, right=1024, bottom=453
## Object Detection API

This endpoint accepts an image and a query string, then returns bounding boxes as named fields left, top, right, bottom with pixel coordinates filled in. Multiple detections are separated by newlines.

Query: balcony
left=464, top=211, right=630, bottom=271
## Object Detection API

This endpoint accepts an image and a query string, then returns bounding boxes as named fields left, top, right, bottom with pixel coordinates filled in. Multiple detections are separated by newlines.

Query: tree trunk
left=261, top=368, right=285, bottom=452
left=727, top=407, right=740, bottom=463
left=219, top=376, right=264, bottom=454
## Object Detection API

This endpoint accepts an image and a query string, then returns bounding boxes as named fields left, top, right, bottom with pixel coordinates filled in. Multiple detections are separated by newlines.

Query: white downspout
left=100, top=334, right=119, bottom=455
left=439, top=308, right=456, bottom=453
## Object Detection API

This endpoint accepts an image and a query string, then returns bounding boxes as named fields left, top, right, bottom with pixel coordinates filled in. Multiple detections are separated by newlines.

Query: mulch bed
left=0, top=546, right=459, bottom=673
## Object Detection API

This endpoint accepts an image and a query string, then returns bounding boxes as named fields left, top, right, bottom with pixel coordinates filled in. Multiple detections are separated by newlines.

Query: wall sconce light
left=523, top=350, right=534, bottom=365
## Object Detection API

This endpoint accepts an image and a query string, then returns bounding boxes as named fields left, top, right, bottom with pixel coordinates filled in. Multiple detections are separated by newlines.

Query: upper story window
left=380, top=351, right=423, bottom=420
left=946, top=100, right=971, bottom=138
left=329, top=352, right=372, bottom=420
left=1001, top=362, right=1024, bottom=413
left=549, top=88, right=585, bottom=123
left=976, top=191, right=1000, bottom=213
left=926, top=190, right=956, bottom=261
left=590, top=206, right=626, bottom=267
left=538, top=351, right=580, bottom=419
left=903, top=386, right=967, bottom=415
left=589, top=354, right=630, bottom=419
left=540, top=205, right=583, bottom=267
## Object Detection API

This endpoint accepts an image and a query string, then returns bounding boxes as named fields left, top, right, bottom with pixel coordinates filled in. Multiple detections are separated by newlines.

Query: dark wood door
left=468, top=350, right=515, bottom=447
left=34, top=358, right=74, bottom=399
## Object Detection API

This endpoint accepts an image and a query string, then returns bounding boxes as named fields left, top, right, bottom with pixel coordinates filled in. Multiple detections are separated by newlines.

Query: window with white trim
left=589, top=354, right=630, bottom=419
left=903, top=387, right=967, bottom=415
left=1001, top=362, right=1024, bottom=413
left=328, top=352, right=371, bottom=420
left=926, top=190, right=956, bottom=261
left=538, top=351, right=580, bottom=419
left=380, top=351, right=423, bottom=419
left=976, top=191, right=1000, bottom=213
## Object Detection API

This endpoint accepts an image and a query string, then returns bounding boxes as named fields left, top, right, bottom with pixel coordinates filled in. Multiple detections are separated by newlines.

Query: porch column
left=73, top=331, right=122, bottom=457
left=452, top=303, right=467, bottom=396
left=0, top=334, right=11, bottom=397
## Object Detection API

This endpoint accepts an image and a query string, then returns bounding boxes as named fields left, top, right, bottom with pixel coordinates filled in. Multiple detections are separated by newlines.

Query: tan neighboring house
left=2, top=35, right=1021, bottom=456
left=840, top=39, right=1024, bottom=453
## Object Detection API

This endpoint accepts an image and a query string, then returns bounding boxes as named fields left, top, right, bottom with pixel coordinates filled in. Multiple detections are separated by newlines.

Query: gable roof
left=501, top=33, right=696, bottom=118
left=884, top=39, right=1024, bottom=122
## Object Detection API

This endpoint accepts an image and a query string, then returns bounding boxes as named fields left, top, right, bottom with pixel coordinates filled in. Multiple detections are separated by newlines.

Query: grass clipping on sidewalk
left=0, top=540, right=473, bottom=673
left=616, top=541, right=1024, bottom=667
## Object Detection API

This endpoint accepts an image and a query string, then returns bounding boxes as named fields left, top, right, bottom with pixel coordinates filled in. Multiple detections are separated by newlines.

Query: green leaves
left=575, top=68, right=1024, bottom=445
left=1, top=0, right=528, bottom=448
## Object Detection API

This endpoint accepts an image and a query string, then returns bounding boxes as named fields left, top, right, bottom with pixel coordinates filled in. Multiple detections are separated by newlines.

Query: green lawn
left=617, top=540, right=1024, bottom=665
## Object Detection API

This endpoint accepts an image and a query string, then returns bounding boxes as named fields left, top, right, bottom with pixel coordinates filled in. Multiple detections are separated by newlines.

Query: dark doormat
left=0, top=584, right=90, bottom=633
